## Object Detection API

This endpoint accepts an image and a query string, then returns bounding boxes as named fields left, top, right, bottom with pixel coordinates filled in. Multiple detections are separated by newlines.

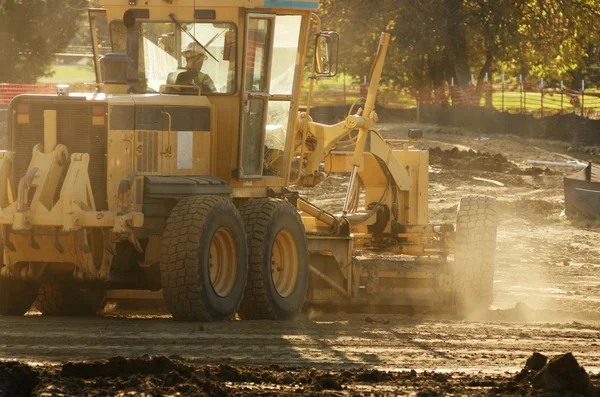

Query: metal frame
left=237, top=12, right=276, bottom=179
left=88, top=8, right=110, bottom=84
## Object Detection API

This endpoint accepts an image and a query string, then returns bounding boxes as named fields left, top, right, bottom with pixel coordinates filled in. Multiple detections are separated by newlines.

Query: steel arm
left=303, top=114, right=370, bottom=176
left=297, top=32, right=411, bottom=194
left=298, top=33, right=389, bottom=186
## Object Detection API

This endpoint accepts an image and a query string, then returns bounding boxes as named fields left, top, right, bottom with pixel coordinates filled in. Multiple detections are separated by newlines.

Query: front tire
left=34, top=284, right=106, bottom=316
left=452, top=195, right=498, bottom=312
left=160, top=196, right=248, bottom=321
left=239, top=198, right=309, bottom=320
left=0, top=280, right=39, bottom=316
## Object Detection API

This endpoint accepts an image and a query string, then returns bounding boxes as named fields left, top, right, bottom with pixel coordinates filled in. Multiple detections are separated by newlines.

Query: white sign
left=177, top=131, right=193, bottom=169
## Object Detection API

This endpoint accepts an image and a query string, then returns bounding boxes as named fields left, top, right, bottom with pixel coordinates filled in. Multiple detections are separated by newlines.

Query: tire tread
left=161, top=195, right=244, bottom=321
left=453, top=195, right=498, bottom=311
left=238, top=198, right=307, bottom=320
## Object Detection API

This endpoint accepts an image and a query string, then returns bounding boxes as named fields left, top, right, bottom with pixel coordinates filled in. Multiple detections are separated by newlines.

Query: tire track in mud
left=2, top=315, right=600, bottom=374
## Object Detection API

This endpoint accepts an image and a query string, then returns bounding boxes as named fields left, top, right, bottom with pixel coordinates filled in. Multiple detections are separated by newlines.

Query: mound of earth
left=0, top=356, right=425, bottom=396
left=533, top=353, right=597, bottom=396
left=503, top=352, right=598, bottom=396
left=0, top=362, right=39, bottom=397
left=429, top=147, right=551, bottom=175
left=1, top=353, right=599, bottom=396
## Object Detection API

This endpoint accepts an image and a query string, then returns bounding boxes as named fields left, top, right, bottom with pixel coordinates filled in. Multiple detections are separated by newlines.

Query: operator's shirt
left=179, top=71, right=217, bottom=94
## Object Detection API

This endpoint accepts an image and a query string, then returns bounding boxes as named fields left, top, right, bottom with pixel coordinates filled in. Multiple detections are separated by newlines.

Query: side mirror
left=314, top=31, right=339, bottom=78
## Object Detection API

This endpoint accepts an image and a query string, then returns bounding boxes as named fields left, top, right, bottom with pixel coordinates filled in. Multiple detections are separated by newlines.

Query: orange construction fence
left=0, top=84, right=60, bottom=105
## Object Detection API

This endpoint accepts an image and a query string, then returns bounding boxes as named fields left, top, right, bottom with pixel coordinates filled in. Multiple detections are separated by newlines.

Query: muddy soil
left=2, top=120, right=600, bottom=395
left=3, top=352, right=600, bottom=396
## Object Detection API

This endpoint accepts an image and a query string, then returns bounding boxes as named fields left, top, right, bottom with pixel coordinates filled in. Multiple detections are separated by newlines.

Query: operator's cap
left=182, top=42, right=208, bottom=60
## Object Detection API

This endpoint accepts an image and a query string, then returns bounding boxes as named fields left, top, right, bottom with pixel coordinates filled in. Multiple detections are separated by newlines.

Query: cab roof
left=98, top=0, right=319, bottom=12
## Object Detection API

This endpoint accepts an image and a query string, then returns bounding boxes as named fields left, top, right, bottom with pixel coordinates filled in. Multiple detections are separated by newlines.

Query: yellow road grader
left=1, top=0, right=497, bottom=320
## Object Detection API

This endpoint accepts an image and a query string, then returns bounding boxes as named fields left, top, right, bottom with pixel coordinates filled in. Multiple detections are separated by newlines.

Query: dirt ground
left=3, top=120, right=600, bottom=396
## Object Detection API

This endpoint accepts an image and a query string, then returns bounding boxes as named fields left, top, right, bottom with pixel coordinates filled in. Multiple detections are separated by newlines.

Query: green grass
left=303, top=83, right=600, bottom=115
left=483, top=91, right=600, bottom=114
left=38, top=64, right=95, bottom=84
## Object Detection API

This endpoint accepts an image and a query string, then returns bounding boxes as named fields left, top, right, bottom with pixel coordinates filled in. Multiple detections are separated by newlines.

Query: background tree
left=319, top=0, right=600, bottom=90
left=0, top=0, right=90, bottom=83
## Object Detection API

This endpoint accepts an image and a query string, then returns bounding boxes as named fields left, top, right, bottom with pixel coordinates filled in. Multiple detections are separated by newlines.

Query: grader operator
left=0, top=0, right=497, bottom=320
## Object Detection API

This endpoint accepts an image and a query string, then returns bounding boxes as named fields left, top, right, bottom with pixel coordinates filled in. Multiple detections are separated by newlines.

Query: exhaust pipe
left=43, top=110, right=57, bottom=153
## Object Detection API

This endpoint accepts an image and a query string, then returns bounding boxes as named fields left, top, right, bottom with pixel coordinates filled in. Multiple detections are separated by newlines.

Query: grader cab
left=1, top=0, right=497, bottom=320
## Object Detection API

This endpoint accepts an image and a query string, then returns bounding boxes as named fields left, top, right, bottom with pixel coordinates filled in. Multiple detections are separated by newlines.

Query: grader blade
left=355, top=255, right=451, bottom=308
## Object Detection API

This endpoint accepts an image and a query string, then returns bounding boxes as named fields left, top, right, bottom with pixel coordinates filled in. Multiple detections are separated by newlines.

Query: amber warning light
left=92, top=105, right=105, bottom=126
left=16, top=103, right=30, bottom=125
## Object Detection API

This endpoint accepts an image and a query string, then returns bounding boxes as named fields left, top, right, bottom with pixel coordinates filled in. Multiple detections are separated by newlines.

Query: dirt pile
left=525, top=352, right=547, bottom=371
left=6, top=355, right=413, bottom=396
left=429, top=147, right=551, bottom=175
left=55, top=356, right=356, bottom=396
left=0, top=358, right=457, bottom=396
left=501, top=352, right=598, bottom=396
left=61, top=355, right=185, bottom=378
left=52, top=356, right=225, bottom=396
left=0, top=355, right=550, bottom=396
left=52, top=357, right=424, bottom=395
left=1, top=353, right=599, bottom=396
left=533, top=353, right=597, bottom=396
left=0, top=362, right=39, bottom=397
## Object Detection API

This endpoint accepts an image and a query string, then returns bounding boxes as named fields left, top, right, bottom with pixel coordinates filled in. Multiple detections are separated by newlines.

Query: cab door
left=237, top=14, right=275, bottom=178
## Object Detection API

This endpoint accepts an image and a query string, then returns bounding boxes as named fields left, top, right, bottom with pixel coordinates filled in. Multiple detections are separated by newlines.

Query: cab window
left=110, top=21, right=237, bottom=94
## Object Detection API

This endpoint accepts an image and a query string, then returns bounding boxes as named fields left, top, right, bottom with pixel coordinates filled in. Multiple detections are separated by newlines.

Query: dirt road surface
left=2, top=120, right=600, bottom=395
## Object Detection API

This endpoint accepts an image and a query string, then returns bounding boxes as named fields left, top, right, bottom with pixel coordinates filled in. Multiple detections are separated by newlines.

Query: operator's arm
left=200, top=74, right=217, bottom=94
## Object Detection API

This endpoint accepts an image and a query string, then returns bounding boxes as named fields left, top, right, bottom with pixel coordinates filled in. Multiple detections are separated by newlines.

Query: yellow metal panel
left=99, top=4, right=248, bottom=38
left=160, top=131, right=211, bottom=176
left=211, top=105, right=217, bottom=175
left=53, top=153, right=97, bottom=214
left=359, top=154, right=386, bottom=186
left=300, top=214, right=336, bottom=234
left=300, top=215, right=319, bottom=234
left=107, top=130, right=135, bottom=212
left=0, top=152, right=14, bottom=209
left=231, top=187, right=268, bottom=198
left=5, top=234, right=81, bottom=265
left=26, top=144, right=68, bottom=213
left=417, top=150, right=429, bottom=225
left=229, top=177, right=286, bottom=188
left=212, top=96, right=240, bottom=182
left=393, top=149, right=429, bottom=225
left=0, top=211, right=142, bottom=229
left=324, top=151, right=364, bottom=174
left=369, top=132, right=411, bottom=191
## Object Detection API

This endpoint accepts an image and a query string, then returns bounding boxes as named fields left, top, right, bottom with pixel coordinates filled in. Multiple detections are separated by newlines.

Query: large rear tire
left=453, top=195, right=498, bottom=312
left=160, top=196, right=248, bottom=321
left=34, top=284, right=106, bottom=316
left=239, top=198, right=309, bottom=320
left=0, top=280, right=39, bottom=316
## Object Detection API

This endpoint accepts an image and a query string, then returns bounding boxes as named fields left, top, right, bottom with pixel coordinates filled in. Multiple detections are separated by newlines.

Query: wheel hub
left=270, top=229, right=298, bottom=298
left=209, top=228, right=237, bottom=297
